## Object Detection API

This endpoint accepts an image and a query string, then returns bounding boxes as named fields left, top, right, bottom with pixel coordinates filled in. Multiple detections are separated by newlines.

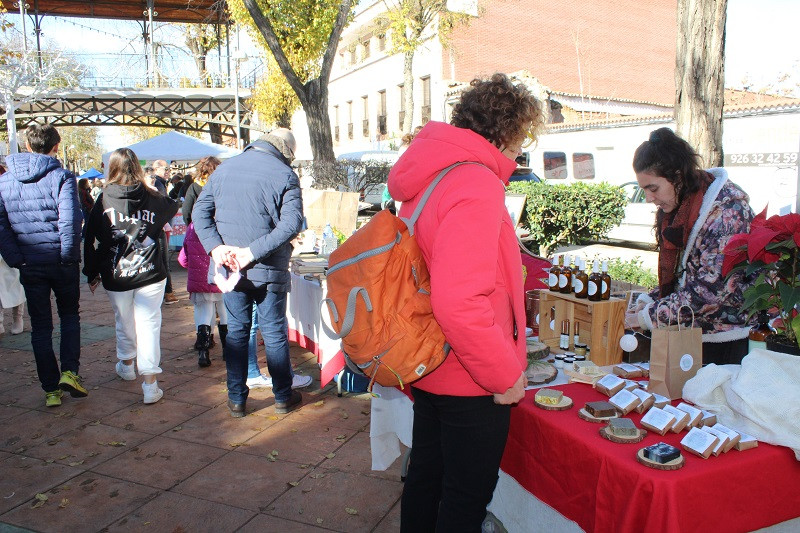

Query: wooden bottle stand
left=537, top=290, right=626, bottom=366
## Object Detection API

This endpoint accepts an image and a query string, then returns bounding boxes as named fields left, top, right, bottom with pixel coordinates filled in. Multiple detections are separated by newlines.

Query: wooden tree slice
left=600, top=426, right=648, bottom=444
left=578, top=408, right=619, bottom=423
left=636, top=448, right=685, bottom=470
left=526, top=363, right=558, bottom=385
left=534, top=396, right=573, bottom=411
left=526, top=341, right=551, bottom=362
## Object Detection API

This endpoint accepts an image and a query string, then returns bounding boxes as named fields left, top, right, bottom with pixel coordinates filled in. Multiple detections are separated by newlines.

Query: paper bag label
left=680, top=354, right=694, bottom=372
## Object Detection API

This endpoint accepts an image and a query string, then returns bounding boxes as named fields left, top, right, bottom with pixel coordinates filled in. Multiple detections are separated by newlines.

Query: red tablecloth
left=500, top=382, right=800, bottom=533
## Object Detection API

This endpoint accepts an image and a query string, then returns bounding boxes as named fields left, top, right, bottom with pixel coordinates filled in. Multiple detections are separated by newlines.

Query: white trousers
left=193, top=298, right=227, bottom=327
left=107, top=279, right=166, bottom=376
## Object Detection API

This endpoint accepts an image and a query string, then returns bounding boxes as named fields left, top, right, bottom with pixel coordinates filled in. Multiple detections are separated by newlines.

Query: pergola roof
left=0, top=0, right=229, bottom=24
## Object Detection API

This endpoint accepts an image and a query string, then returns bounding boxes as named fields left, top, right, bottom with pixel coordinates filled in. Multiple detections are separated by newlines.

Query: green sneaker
left=45, top=390, right=63, bottom=407
left=58, top=371, right=88, bottom=398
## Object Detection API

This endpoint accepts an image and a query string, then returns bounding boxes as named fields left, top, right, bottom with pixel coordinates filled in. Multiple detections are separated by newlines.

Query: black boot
left=196, top=325, right=212, bottom=367
left=208, top=332, right=216, bottom=349
left=218, top=324, right=228, bottom=361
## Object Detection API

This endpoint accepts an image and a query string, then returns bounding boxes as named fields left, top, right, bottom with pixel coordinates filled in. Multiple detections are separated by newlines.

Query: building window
left=572, top=153, right=595, bottom=179
left=349, top=47, right=356, bottom=65
left=347, top=100, right=353, bottom=140
left=543, top=151, right=567, bottom=179
left=398, top=83, right=405, bottom=129
left=377, top=33, right=386, bottom=51
left=421, top=76, right=431, bottom=124
left=377, top=90, right=387, bottom=135
left=362, top=38, right=371, bottom=60
left=362, top=95, right=369, bottom=137
left=333, top=105, right=339, bottom=143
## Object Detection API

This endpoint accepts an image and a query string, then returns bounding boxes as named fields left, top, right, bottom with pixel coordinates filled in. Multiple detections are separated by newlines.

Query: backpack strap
left=404, top=161, right=487, bottom=236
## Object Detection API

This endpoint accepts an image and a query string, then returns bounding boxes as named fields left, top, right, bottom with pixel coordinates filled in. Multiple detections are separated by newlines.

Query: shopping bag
left=648, top=305, right=703, bottom=400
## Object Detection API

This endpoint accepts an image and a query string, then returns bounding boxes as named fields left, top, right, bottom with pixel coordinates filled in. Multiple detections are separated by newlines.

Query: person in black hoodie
left=84, top=148, right=179, bottom=404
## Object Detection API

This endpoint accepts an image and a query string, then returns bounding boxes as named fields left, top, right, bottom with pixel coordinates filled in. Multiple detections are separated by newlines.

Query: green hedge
left=508, top=181, right=626, bottom=256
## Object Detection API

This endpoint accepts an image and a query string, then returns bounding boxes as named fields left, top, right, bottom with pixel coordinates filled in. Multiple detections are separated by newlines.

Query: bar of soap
left=640, top=407, right=676, bottom=436
left=631, top=388, right=655, bottom=414
left=651, top=393, right=670, bottom=409
left=700, top=426, right=730, bottom=455
left=585, top=401, right=616, bottom=418
left=595, top=374, right=626, bottom=397
left=662, top=404, right=691, bottom=433
left=608, top=417, right=638, bottom=437
left=535, top=388, right=563, bottom=405
left=699, top=410, right=717, bottom=427
left=643, top=442, right=681, bottom=464
left=609, top=389, right=641, bottom=415
left=712, top=423, right=741, bottom=452
left=614, top=363, right=643, bottom=378
left=676, top=402, right=703, bottom=427
left=735, top=432, right=758, bottom=451
left=681, top=427, right=719, bottom=459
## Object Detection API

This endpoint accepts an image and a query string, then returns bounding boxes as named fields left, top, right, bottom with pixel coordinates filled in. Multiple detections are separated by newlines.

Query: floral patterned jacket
left=637, top=168, right=755, bottom=342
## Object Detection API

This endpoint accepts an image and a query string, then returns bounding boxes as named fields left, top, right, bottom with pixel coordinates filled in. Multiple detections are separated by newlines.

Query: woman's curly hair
left=450, top=73, right=545, bottom=150
left=195, top=156, right=221, bottom=179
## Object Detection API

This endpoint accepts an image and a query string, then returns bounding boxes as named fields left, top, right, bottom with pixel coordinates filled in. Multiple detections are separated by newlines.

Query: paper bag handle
left=655, top=303, right=673, bottom=328
left=676, top=305, right=696, bottom=330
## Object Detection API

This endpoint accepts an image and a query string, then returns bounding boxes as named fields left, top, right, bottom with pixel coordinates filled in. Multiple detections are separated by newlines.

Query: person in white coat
left=0, top=255, right=26, bottom=336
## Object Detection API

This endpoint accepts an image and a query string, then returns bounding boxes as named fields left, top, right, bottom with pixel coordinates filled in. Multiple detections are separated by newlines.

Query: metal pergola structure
left=0, top=0, right=228, bottom=24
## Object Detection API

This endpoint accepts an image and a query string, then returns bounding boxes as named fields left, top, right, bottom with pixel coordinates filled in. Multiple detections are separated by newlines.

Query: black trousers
left=401, top=387, right=511, bottom=533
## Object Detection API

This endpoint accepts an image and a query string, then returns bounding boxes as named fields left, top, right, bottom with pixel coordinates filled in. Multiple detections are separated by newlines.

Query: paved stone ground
left=0, top=264, right=404, bottom=533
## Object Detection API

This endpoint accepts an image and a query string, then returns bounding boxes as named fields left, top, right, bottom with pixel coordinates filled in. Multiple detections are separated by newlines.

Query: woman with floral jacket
left=625, top=127, right=755, bottom=364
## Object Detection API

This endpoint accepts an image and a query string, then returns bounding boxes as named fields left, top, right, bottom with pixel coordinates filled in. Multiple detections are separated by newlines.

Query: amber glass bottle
left=748, top=311, right=775, bottom=352
left=559, top=254, right=572, bottom=294
left=601, top=260, right=611, bottom=300
left=574, top=258, right=588, bottom=298
left=548, top=256, right=560, bottom=292
left=588, top=260, right=602, bottom=302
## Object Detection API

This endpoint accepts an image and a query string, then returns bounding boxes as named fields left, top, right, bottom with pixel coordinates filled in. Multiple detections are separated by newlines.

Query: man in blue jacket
left=193, top=129, right=305, bottom=417
left=0, top=123, right=87, bottom=407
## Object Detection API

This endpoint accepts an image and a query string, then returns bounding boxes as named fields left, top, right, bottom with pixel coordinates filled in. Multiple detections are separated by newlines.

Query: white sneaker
left=116, top=361, right=136, bottom=381
left=10, top=303, right=24, bottom=335
left=255, top=374, right=313, bottom=389
left=246, top=374, right=272, bottom=389
left=142, top=381, right=163, bottom=404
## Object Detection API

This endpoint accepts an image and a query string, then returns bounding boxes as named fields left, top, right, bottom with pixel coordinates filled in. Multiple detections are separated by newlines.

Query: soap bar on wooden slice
left=700, top=426, right=730, bottom=455
left=675, top=402, right=703, bottom=427
left=699, top=410, right=717, bottom=427
left=637, top=446, right=684, bottom=470
left=643, top=442, right=681, bottom=463
left=614, top=363, right=643, bottom=379
left=609, top=417, right=638, bottom=437
left=609, top=389, right=641, bottom=415
left=631, top=388, right=655, bottom=413
left=595, top=374, right=626, bottom=397
left=735, top=432, right=758, bottom=451
left=640, top=407, right=676, bottom=436
left=585, top=401, right=617, bottom=418
left=712, top=423, right=742, bottom=451
left=535, top=388, right=563, bottom=405
left=662, top=404, right=691, bottom=433
left=681, top=427, right=719, bottom=459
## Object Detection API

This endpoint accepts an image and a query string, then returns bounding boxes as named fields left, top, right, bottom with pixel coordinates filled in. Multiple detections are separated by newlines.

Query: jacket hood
left=387, top=121, right=517, bottom=202
left=102, top=182, right=152, bottom=212
left=5, top=152, right=62, bottom=183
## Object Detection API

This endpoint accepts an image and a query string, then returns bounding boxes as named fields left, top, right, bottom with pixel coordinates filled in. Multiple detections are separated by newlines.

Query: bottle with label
left=559, top=254, right=572, bottom=294
left=560, top=319, right=571, bottom=349
left=574, top=258, right=588, bottom=298
left=588, top=260, right=602, bottom=301
left=322, top=222, right=337, bottom=255
left=548, top=256, right=560, bottom=291
left=748, top=311, right=776, bottom=352
left=601, top=260, right=611, bottom=300
left=573, top=321, right=580, bottom=346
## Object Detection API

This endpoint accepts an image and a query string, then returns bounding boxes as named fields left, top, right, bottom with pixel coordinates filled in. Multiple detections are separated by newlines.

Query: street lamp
left=231, top=49, right=248, bottom=150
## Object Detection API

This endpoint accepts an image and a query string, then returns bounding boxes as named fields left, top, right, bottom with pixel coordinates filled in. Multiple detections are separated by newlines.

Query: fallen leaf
left=31, top=493, right=48, bottom=508
left=31, top=433, right=42, bottom=439
left=58, top=455, right=69, bottom=460
left=68, top=460, right=84, bottom=467
left=290, top=428, right=298, bottom=433
left=299, top=464, right=310, bottom=469
left=88, top=420, right=101, bottom=426
left=109, top=489, right=119, bottom=498
left=267, top=415, right=280, bottom=420
left=58, top=498, right=69, bottom=509
left=340, top=411, right=350, bottom=420
left=288, top=481, right=299, bottom=487
left=335, top=434, right=347, bottom=441
left=313, top=400, right=324, bottom=407
left=47, top=439, right=60, bottom=446
left=310, top=473, right=325, bottom=479
left=35, top=493, right=48, bottom=501
left=45, top=459, right=54, bottom=464
left=108, top=441, right=127, bottom=447
left=345, top=507, right=358, bottom=515
left=270, top=450, right=279, bottom=457
left=87, top=452, right=100, bottom=457
left=302, top=488, right=312, bottom=494
left=316, top=518, right=323, bottom=524
left=360, top=409, right=370, bottom=416
left=325, top=453, right=336, bottom=459
left=229, top=442, right=248, bottom=448
left=172, top=426, right=182, bottom=432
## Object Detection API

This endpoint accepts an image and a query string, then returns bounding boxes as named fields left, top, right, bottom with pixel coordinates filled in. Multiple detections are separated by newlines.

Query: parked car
left=336, top=150, right=399, bottom=212
left=508, top=165, right=542, bottom=183
left=603, top=181, right=657, bottom=246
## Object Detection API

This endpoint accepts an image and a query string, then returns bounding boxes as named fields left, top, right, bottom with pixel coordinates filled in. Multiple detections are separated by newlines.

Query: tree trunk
left=402, top=51, right=414, bottom=133
left=674, top=0, right=727, bottom=167
left=304, top=79, right=336, bottom=164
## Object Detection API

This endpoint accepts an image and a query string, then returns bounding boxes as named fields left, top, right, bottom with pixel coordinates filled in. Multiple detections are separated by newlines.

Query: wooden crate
left=537, top=289, right=627, bottom=366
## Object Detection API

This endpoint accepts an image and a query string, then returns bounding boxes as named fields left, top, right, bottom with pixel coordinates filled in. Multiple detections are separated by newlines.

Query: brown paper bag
left=648, top=305, right=702, bottom=400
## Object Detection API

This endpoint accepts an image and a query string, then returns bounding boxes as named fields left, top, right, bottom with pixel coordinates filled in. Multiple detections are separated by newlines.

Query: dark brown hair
left=450, top=73, right=544, bottom=150
left=195, top=156, right=221, bottom=180
left=106, top=148, right=154, bottom=193
left=25, top=123, right=61, bottom=154
left=632, top=128, right=707, bottom=203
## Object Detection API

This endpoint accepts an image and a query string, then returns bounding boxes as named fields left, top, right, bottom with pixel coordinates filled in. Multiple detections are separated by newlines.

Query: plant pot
left=765, top=335, right=800, bottom=356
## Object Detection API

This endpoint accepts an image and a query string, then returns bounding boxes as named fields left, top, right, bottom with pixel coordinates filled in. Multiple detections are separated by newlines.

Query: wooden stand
left=636, top=448, right=685, bottom=470
left=538, top=290, right=626, bottom=366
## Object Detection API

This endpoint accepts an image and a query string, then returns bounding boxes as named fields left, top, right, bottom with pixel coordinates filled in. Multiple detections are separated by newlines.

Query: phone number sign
left=725, top=152, right=798, bottom=166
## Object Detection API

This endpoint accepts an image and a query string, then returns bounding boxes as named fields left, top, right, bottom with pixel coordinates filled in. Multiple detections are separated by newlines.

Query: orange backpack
left=322, top=162, right=480, bottom=388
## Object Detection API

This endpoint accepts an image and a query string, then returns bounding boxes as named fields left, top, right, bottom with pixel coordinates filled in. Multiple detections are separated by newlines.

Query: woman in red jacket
left=387, top=73, right=545, bottom=532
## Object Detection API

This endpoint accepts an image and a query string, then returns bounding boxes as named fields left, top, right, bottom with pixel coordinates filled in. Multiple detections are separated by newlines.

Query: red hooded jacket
left=387, top=121, right=527, bottom=396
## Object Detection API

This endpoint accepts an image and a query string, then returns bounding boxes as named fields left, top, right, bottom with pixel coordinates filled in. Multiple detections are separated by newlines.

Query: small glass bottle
left=559, top=255, right=572, bottom=294
left=748, top=311, right=776, bottom=352
left=601, top=260, right=611, bottom=300
left=560, top=319, right=570, bottom=349
left=573, top=321, right=580, bottom=346
left=548, top=256, right=560, bottom=292
left=574, top=258, right=588, bottom=298
left=588, top=260, right=602, bottom=301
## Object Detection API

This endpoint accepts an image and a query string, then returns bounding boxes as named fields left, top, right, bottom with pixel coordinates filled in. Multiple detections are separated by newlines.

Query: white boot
left=0, top=308, right=5, bottom=335
left=142, top=380, right=163, bottom=404
left=11, top=303, right=24, bottom=335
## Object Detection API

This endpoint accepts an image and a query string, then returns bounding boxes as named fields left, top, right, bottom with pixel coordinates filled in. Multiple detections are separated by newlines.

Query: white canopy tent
left=102, top=131, right=241, bottom=174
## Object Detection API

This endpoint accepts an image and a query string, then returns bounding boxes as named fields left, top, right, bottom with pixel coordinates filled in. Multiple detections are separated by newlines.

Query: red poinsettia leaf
left=765, top=213, right=800, bottom=238
left=747, top=227, right=780, bottom=262
left=751, top=205, right=769, bottom=228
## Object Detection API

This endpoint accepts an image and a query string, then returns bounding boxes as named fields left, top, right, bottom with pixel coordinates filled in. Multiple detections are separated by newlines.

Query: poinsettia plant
left=723, top=209, right=800, bottom=348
